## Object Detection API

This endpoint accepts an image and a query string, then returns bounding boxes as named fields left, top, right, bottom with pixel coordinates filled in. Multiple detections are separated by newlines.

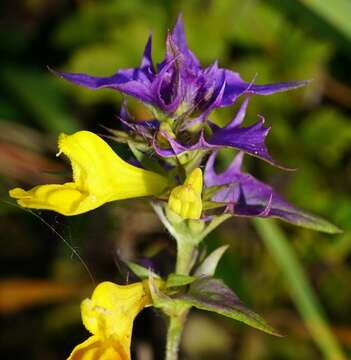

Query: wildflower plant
left=10, top=15, right=341, bottom=360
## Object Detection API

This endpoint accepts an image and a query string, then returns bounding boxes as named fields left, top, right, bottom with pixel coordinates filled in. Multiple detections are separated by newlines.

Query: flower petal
left=52, top=67, right=154, bottom=104
left=170, top=14, right=200, bottom=70
left=154, top=117, right=280, bottom=167
left=82, top=281, right=150, bottom=339
left=67, top=335, right=125, bottom=360
left=51, top=34, right=156, bottom=104
left=77, top=281, right=150, bottom=359
left=210, top=115, right=276, bottom=163
left=9, top=184, right=101, bottom=215
left=9, top=131, right=168, bottom=215
left=221, top=69, right=309, bottom=107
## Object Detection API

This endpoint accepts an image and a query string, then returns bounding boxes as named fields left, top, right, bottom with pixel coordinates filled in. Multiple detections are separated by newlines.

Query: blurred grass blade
left=298, top=0, right=351, bottom=40
left=1, top=66, right=80, bottom=134
left=253, top=218, right=346, bottom=360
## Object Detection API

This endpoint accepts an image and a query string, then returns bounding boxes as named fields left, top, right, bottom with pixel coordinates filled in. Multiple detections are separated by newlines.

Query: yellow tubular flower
left=168, top=168, right=203, bottom=220
left=9, top=131, right=168, bottom=216
left=68, top=281, right=152, bottom=360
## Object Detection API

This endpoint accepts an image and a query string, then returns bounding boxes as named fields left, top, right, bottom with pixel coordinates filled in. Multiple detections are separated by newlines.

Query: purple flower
left=53, top=15, right=308, bottom=121
left=204, top=151, right=341, bottom=233
left=154, top=96, right=287, bottom=168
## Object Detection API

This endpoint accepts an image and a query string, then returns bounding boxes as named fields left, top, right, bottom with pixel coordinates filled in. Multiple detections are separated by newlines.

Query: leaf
left=281, top=208, right=342, bottom=234
left=1, top=66, right=80, bottom=134
left=298, top=0, right=351, bottom=41
left=178, top=277, right=281, bottom=336
left=166, top=274, right=196, bottom=288
left=195, top=245, right=229, bottom=277
left=202, top=200, right=227, bottom=211
left=126, top=261, right=160, bottom=280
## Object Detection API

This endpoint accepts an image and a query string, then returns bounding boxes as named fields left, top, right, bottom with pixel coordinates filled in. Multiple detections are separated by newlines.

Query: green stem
left=175, top=236, right=197, bottom=275
left=165, top=309, right=189, bottom=360
left=165, top=231, right=196, bottom=359
left=198, top=213, right=231, bottom=242
left=151, top=202, right=201, bottom=360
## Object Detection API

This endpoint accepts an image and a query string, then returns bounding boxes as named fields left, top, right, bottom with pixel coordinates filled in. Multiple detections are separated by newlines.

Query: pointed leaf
left=126, top=261, right=160, bottom=279
left=178, top=277, right=281, bottom=336
left=195, top=245, right=229, bottom=277
left=166, top=274, right=196, bottom=288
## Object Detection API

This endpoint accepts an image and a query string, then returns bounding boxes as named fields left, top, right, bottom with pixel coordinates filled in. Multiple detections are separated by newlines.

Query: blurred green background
left=1, top=0, right=350, bottom=359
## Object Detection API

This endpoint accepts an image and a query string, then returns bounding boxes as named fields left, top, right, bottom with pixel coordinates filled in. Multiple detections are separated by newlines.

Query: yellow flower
left=68, top=281, right=152, bottom=360
left=9, top=131, right=168, bottom=215
left=168, top=168, right=203, bottom=219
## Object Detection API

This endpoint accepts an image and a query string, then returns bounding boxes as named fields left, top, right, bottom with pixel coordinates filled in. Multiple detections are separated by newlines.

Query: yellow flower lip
left=168, top=168, right=203, bottom=220
left=67, top=280, right=154, bottom=360
left=9, top=131, right=169, bottom=216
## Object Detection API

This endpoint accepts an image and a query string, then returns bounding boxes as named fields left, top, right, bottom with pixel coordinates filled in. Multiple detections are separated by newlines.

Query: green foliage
left=194, top=245, right=229, bottom=277
left=166, top=274, right=196, bottom=288
left=126, top=261, right=160, bottom=279
left=178, top=277, right=281, bottom=336
left=298, top=0, right=351, bottom=40
left=254, top=218, right=347, bottom=360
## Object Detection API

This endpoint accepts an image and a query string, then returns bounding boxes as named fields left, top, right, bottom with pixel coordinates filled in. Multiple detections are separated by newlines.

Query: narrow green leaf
left=254, top=218, right=347, bottom=360
left=1, top=66, right=80, bottom=134
left=280, top=206, right=343, bottom=234
left=126, top=261, right=159, bottom=280
left=166, top=274, right=196, bottom=288
left=195, top=245, right=229, bottom=277
left=178, top=277, right=281, bottom=336
left=298, top=0, right=351, bottom=40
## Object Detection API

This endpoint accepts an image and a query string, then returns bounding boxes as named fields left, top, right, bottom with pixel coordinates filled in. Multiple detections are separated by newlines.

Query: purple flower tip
left=51, top=15, right=308, bottom=120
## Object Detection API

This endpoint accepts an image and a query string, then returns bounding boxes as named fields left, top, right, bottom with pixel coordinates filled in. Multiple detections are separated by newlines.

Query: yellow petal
left=168, top=168, right=203, bottom=219
left=67, top=335, right=126, bottom=360
left=9, top=131, right=168, bottom=215
left=80, top=281, right=150, bottom=356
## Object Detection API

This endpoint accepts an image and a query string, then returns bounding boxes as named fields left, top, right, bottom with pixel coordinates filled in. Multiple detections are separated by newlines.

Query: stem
left=175, top=236, right=197, bottom=275
left=151, top=202, right=199, bottom=360
left=166, top=232, right=196, bottom=359
left=198, top=213, right=231, bottom=242
left=165, top=310, right=189, bottom=360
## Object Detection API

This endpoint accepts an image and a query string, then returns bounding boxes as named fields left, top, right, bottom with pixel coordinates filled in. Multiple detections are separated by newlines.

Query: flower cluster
left=9, top=14, right=339, bottom=360
left=12, top=15, right=335, bottom=232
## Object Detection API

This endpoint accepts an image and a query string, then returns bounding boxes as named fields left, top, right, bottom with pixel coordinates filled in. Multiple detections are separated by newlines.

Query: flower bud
left=168, top=168, right=203, bottom=220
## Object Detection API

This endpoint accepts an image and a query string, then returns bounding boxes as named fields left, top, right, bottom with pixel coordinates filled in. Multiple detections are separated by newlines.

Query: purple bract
left=204, top=151, right=340, bottom=233
left=53, top=15, right=308, bottom=121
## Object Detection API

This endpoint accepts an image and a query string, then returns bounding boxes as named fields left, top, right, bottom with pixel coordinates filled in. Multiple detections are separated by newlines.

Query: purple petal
left=171, top=14, right=200, bottom=70
left=205, top=151, right=244, bottom=187
left=150, top=57, right=183, bottom=113
left=248, top=80, right=310, bottom=95
left=140, top=34, right=154, bottom=74
left=204, top=152, right=341, bottom=233
left=50, top=34, right=159, bottom=104
left=153, top=110, right=282, bottom=167
left=52, top=68, right=155, bottom=104
left=226, top=97, right=250, bottom=128
left=210, top=116, right=281, bottom=167
left=221, top=70, right=309, bottom=107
